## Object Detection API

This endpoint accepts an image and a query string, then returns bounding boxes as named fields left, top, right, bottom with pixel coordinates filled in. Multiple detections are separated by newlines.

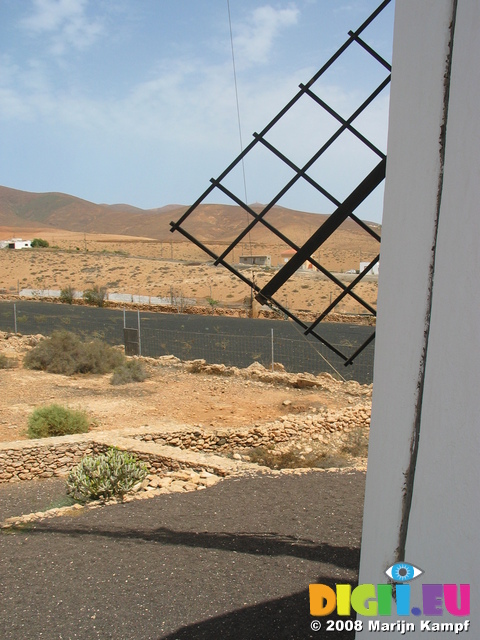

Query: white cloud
left=20, top=0, right=104, bottom=55
left=1, top=2, right=390, bottom=218
left=0, top=45, right=389, bottom=159
left=233, top=4, right=299, bottom=66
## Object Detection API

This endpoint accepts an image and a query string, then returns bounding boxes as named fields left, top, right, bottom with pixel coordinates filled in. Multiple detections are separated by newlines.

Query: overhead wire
left=226, top=0, right=253, bottom=258
left=226, top=1, right=348, bottom=382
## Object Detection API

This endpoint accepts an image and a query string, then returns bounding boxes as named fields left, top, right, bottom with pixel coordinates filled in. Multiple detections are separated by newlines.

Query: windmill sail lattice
left=171, top=0, right=392, bottom=365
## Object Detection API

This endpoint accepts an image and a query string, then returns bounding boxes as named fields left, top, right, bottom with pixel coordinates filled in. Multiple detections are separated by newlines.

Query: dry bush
left=0, top=353, right=18, bottom=369
left=24, top=330, right=124, bottom=376
left=60, top=285, right=76, bottom=304
left=27, top=404, right=90, bottom=438
left=83, top=285, right=108, bottom=307
left=340, top=429, right=369, bottom=458
left=111, top=359, right=148, bottom=385
left=246, top=429, right=369, bottom=470
left=246, top=444, right=348, bottom=470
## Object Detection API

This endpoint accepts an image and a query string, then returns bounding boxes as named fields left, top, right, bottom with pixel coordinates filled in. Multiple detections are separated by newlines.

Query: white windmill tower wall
left=357, top=0, right=479, bottom=636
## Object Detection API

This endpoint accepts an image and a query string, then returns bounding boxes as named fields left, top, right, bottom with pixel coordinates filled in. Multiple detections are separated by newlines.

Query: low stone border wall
left=0, top=425, right=264, bottom=484
left=0, top=435, right=109, bottom=482
left=133, top=405, right=371, bottom=453
left=0, top=401, right=370, bottom=485
left=94, top=434, right=262, bottom=477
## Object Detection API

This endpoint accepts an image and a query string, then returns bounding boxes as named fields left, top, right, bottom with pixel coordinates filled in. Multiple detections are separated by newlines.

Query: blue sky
left=0, top=0, right=394, bottom=222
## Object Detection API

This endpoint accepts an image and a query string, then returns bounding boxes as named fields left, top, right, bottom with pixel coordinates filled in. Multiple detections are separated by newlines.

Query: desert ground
left=0, top=227, right=378, bottom=317
left=0, top=225, right=375, bottom=462
left=0, top=331, right=371, bottom=472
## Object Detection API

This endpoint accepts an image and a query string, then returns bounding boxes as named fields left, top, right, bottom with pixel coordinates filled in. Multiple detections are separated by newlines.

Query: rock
left=170, top=470, right=195, bottom=480
left=200, top=476, right=219, bottom=487
left=147, top=488, right=163, bottom=496
left=169, top=480, right=187, bottom=492
left=243, top=361, right=266, bottom=374
left=146, top=476, right=162, bottom=488
left=135, top=492, right=152, bottom=500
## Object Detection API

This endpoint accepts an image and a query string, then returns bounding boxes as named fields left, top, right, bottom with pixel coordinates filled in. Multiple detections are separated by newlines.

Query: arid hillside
left=0, top=184, right=380, bottom=248
left=0, top=185, right=379, bottom=316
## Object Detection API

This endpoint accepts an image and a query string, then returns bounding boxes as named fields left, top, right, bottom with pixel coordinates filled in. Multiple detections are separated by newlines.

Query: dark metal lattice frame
left=170, top=0, right=392, bottom=365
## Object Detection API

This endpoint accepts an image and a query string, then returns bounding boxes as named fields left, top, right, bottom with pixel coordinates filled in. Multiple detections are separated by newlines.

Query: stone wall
left=0, top=435, right=108, bottom=482
left=0, top=404, right=370, bottom=484
left=134, top=405, right=370, bottom=452
left=0, top=428, right=262, bottom=484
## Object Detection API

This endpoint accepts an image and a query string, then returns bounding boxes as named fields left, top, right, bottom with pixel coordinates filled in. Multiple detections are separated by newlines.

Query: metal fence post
left=14, top=303, right=17, bottom=334
left=271, top=328, right=274, bottom=372
left=137, top=310, right=142, bottom=357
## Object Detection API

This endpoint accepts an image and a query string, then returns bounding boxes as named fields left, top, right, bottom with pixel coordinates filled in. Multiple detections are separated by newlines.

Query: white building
left=7, top=238, right=32, bottom=249
left=359, top=261, right=379, bottom=276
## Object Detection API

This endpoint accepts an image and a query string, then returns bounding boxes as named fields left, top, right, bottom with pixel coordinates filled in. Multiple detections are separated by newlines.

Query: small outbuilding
left=360, top=261, right=379, bottom=276
left=280, top=248, right=318, bottom=271
left=7, top=238, right=32, bottom=249
left=239, top=255, right=271, bottom=267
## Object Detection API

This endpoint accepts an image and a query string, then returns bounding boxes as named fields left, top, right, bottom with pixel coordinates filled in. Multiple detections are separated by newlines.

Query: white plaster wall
left=404, top=0, right=480, bottom=597
left=357, top=1, right=478, bottom=636
left=358, top=0, right=453, bottom=583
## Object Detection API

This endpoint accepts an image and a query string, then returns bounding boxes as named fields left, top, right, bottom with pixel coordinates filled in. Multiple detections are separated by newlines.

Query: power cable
left=227, top=0, right=253, bottom=258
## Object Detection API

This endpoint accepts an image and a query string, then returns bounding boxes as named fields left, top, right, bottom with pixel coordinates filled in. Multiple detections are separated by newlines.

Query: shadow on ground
left=23, top=523, right=360, bottom=569
left=158, top=576, right=358, bottom=640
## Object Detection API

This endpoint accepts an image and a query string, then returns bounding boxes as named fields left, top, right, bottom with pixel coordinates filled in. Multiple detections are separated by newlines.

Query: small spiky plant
left=66, top=448, right=148, bottom=502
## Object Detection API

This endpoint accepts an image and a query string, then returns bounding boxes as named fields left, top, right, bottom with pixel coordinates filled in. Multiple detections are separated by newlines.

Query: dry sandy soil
left=0, top=227, right=378, bottom=316
left=0, top=332, right=371, bottom=446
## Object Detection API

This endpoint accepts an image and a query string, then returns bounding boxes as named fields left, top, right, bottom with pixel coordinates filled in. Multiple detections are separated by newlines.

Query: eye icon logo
left=385, top=562, right=424, bottom=583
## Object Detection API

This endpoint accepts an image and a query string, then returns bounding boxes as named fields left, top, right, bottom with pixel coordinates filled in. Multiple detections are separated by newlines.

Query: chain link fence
left=0, top=302, right=374, bottom=383
left=0, top=302, right=125, bottom=344
left=130, top=326, right=373, bottom=383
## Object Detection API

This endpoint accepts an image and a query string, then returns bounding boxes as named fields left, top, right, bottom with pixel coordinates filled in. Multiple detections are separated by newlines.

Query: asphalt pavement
left=0, top=470, right=365, bottom=640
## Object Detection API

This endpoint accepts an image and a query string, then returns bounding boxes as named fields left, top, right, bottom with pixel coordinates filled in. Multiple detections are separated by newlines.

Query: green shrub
left=24, top=330, right=125, bottom=375
left=31, top=238, right=49, bottom=248
left=60, top=285, right=76, bottom=304
left=246, top=445, right=348, bottom=470
left=83, top=285, right=108, bottom=307
left=27, top=404, right=90, bottom=439
left=66, top=448, right=148, bottom=502
left=111, top=359, right=148, bottom=385
left=0, top=353, right=17, bottom=369
left=206, top=297, right=219, bottom=312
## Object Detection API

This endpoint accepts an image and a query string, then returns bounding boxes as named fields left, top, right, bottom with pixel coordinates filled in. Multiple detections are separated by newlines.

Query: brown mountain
left=0, top=185, right=380, bottom=244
